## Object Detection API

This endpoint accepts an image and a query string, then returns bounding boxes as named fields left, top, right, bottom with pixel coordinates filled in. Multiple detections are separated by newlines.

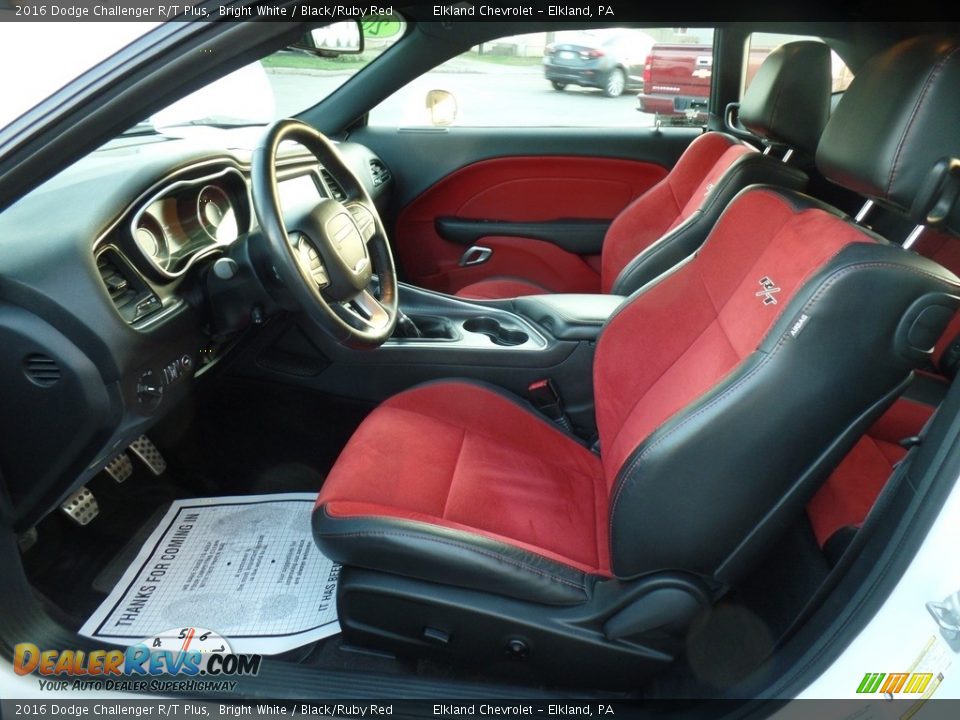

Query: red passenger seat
left=454, top=41, right=832, bottom=300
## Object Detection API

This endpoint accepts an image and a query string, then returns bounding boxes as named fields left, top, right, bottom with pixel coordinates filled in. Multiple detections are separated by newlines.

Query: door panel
left=351, top=126, right=700, bottom=294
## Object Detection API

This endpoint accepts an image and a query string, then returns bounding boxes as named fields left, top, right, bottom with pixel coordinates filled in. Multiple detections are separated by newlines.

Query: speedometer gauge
left=196, top=185, right=237, bottom=243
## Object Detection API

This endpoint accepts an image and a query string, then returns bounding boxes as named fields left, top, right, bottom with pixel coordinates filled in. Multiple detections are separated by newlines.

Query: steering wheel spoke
left=339, top=290, right=391, bottom=332
left=346, top=202, right=377, bottom=243
left=291, top=233, right=330, bottom=290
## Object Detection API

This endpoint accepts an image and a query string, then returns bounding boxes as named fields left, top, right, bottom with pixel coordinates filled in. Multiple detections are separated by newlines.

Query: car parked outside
left=543, top=29, right=655, bottom=97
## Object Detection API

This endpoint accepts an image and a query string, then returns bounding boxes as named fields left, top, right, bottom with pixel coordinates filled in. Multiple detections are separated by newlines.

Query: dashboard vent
left=24, top=354, right=61, bottom=387
left=96, top=249, right=162, bottom=323
left=369, top=158, right=392, bottom=187
left=319, top=169, right=346, bottom=201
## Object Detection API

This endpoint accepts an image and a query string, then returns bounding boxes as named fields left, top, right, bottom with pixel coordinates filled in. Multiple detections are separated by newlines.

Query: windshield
left=0, top=22, right=158, bottom=133
left=124, top=16, right=406, bottom=136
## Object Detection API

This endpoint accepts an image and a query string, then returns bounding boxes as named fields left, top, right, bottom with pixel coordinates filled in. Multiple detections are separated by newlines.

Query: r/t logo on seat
left=755, top=276, right=781, bottom=305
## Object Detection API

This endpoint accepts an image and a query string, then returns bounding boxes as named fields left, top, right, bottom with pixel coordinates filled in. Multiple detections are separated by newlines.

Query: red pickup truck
left=639, top=41, right=853, bottom=125
left=637, top=43, right=716, bottom=124
left=638, top=43, right=774, bottom=125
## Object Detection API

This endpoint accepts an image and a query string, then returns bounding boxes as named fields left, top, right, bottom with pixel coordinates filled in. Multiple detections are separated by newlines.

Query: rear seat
left=806, top=226, right=960, bottom=559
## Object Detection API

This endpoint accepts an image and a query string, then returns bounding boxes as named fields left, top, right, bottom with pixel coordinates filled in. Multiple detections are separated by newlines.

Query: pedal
left=104, top=452, right=134, bottom=483
left=129, top=435, right=167, bottom=475
left=60, top=486, right=99, bottom=526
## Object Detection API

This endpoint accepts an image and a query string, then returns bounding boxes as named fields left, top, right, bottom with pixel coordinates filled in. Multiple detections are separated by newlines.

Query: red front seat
left=454, top=40, right=832, bottom=300
left=313, top=35, right=960, bottom=687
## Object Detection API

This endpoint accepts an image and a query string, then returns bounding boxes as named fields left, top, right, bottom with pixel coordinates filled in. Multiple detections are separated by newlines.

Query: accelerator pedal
left=129, top=435, right=167, bottom=475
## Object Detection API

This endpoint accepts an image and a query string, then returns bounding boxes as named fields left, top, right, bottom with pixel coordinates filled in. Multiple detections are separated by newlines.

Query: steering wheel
left=251, top=119, right=398, bottom=348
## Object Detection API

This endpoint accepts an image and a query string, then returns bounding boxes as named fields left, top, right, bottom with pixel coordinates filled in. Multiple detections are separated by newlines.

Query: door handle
left=459, top=245, right=493, bottom=267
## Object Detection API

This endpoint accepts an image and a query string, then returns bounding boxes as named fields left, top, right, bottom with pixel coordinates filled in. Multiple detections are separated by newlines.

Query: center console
left=388, top=286, right=623, bottom=347
left=388, top=287, right=547, bottom=351
left=247, top=284, right=625, bottom=435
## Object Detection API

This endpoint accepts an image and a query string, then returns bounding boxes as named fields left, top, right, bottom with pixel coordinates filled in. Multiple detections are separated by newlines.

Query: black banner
left=0, top=0, right=954, bottom=23
left=5, top=699, right=960, bottom=720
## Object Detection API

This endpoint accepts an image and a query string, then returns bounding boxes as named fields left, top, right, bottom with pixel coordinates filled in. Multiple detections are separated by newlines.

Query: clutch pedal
left=60, top=486, right=99, bottom=526
left=104, top=452, right=133, bottom=483
left=129, top=435, right=167, bottom=475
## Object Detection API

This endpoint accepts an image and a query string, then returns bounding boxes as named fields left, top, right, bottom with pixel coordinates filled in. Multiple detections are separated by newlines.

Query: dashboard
left=0, top=130, right=392, bottom=529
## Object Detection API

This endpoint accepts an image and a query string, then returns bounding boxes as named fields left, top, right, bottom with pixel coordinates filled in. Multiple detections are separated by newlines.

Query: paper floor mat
left=80, top=493, right=340, bottom=655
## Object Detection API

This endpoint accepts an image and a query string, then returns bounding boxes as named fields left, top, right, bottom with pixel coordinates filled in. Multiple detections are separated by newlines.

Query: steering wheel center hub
left=301, top=201, right=371, bottom=300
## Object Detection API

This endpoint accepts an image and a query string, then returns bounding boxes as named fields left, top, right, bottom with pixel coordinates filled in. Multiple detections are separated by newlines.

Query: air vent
left=24, top=354, right=61, bottom=387
left=96, top=249, right=162, bottom=323
left=97, top=251, right=137, bottom=308
left=319, top=168, right=346, bottom=201
left=369, top=158, right=392, bottom=187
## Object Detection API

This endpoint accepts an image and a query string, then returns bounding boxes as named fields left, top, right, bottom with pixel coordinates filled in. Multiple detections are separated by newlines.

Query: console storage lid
left=514, top=294, right=625, bottom=341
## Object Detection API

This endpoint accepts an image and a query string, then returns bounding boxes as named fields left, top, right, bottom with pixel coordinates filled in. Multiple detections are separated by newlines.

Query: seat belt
left=528, top=378, right=573, bottom=432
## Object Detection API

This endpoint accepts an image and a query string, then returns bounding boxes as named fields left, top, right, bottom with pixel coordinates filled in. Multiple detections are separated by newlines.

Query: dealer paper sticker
left=80, top=493, right=340, bottom=655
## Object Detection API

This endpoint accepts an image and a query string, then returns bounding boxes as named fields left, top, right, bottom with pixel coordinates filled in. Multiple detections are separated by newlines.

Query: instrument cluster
left=131, top=167, right=249, bottom=276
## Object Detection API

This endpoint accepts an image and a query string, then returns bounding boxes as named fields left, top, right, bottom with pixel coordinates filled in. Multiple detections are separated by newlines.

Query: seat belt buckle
left=528, top=378, right=570, bottom=429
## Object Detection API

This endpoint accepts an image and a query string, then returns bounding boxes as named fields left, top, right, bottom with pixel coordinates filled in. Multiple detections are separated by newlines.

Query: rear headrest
left=817, top=35, right=960, bottom=233
left=739, top=41, right=832, bottom=154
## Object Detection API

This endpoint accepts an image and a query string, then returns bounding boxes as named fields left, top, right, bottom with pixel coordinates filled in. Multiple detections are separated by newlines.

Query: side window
left=743, top=33, right=854, bottom=97
left=369, top=27, right=715, bottom=128
left=257, top=16, right=405, bottom=117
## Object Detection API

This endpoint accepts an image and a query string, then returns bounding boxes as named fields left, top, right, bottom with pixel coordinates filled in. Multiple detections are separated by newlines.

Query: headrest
left=739, top=41, right=832, bottom=154
left=817, top=35, right=960, bottom=233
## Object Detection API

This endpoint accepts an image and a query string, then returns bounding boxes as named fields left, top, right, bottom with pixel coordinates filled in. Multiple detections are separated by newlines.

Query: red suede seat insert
left=317, top=382, right=609, bottom=574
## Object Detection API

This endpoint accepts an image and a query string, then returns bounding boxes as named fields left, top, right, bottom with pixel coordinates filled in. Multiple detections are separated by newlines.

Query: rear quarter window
left=743, top=32, right=854, bottom=96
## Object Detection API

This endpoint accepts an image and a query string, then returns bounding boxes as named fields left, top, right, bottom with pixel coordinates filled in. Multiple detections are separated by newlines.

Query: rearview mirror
left=295, top=21, right=364, bottom=56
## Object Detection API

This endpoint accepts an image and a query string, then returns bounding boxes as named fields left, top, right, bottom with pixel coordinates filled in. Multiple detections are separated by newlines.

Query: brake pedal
left=129, top=435, right=167, bottom=475
left=61, top=486, right=99, bottom=526
left=104, top=452, right=133, bottom=483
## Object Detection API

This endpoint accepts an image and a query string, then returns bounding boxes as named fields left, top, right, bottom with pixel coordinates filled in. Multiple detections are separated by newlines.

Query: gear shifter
left=394, top=310, right=423, bottom=338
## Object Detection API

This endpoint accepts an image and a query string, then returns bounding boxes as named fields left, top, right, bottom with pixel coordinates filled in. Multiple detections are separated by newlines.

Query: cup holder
left=462, top=317, right=529, bottom=347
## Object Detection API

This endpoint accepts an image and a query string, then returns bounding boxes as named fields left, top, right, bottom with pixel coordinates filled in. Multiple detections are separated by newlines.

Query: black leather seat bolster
left=608, top=242, right=960, bottom=584
left=313, top=507, right=600, bottom=606
left=610, top=155, right=809, bottom=296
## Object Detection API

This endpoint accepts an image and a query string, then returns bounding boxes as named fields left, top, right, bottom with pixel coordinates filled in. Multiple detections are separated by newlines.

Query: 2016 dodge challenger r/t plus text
left=1, top=3, right=960, bottom=717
